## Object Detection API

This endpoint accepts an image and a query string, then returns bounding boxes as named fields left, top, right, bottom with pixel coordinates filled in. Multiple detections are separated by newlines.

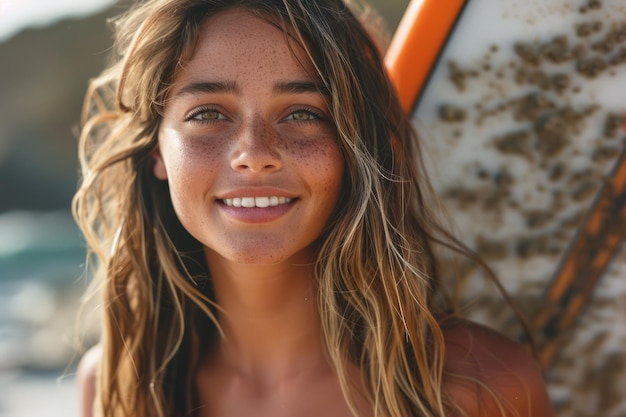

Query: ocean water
left=0, top=210, right=86, bottom=417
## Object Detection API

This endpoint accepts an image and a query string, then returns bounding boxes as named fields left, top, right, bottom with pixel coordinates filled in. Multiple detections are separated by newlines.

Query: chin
left=228, top=252, right=288, bottom=265
left=205, top=244, right=316, bottom=267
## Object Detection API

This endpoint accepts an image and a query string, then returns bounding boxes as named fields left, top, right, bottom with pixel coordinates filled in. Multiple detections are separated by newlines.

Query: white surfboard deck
left=411, top=1, right=626, bottom=415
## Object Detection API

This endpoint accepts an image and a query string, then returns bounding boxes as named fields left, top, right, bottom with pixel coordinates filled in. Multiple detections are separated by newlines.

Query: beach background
left=1, top=0, right=625, bottom=416
left=0, top=1, right=116, bottom=415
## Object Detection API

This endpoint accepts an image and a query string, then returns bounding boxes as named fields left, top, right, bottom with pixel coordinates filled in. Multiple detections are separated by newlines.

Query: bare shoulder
left=77, top=344, right=102, bottom=417
left=439, top=317, right=554, bottom=417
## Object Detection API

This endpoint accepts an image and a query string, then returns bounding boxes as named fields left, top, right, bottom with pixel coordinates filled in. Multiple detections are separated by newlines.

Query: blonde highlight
left=74, top=1, right=516, bottom=416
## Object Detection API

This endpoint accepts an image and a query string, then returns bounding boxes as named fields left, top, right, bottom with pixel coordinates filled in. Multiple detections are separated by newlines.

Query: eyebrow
left=172, top=80, right=328, bottom=99
left=173, top=80, right=239, bottom=99
left=272, top=81, right=329, bottom=96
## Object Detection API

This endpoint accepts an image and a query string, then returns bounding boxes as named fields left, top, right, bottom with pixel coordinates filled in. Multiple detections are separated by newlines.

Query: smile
left=221, top=196, right=294, bottom=208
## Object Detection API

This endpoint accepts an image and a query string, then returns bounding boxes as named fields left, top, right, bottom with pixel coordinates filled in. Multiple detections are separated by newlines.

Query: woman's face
left=154, top=8, right=344, bottom=266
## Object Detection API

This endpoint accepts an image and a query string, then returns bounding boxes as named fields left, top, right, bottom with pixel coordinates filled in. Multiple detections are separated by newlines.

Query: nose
left=230, top=117, right=282, bottom=173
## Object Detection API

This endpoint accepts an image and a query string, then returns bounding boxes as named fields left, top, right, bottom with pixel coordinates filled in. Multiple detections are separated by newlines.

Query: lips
left=221, top=196, right=294, bottom=208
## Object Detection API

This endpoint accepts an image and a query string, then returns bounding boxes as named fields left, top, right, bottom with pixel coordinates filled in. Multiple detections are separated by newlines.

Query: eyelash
left=285, top=107, right=326, bottom=123
left=184, top=106, right=327, bottom=124
left=185, top=106, right=225, bottom=123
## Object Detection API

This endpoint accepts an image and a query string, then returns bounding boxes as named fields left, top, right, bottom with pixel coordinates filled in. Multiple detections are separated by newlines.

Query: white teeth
left=256, top=197, right=270, bottom=208
left=222, top=196, right=293, bottom=208
left=241, top=197, right=255, bottom=208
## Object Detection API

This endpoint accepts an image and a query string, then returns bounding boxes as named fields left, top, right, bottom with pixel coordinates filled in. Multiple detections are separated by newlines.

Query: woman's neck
left=206, top=256, right=327, bottom=384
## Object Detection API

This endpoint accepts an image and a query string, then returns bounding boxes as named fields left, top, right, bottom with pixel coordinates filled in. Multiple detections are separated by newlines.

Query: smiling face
left=154, top=8, right=344, bottom=267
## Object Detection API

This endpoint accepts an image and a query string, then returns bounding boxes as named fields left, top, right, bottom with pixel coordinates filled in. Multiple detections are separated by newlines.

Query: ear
left=152, top=148, right=168, bottom=180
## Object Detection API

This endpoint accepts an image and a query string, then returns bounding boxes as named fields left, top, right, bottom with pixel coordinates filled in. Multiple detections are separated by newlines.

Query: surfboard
left=385, top=1, right=626, bottom=415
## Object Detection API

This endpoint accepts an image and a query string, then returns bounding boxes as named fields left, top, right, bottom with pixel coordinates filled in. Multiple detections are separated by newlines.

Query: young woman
left=74, top=0, right=554, bottom=416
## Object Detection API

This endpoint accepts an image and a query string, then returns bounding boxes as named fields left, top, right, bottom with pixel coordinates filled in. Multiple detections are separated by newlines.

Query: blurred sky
left=0, top=0, right=114, bottom=40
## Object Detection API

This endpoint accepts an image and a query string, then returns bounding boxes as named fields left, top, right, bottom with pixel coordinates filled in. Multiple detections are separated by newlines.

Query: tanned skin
left=77, top=9, right=554, bottom=417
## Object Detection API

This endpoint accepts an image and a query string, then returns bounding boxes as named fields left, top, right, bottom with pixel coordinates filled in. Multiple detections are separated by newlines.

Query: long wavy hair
left=73, top=0, right=506, bottom=416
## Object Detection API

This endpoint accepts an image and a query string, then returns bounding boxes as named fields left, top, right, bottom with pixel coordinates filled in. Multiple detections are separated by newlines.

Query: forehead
left=173, top=8, right=316, bottom=86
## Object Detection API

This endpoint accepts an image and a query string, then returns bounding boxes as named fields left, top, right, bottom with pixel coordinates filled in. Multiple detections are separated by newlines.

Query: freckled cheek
left=161, top=133, right=229, bottom=175
left=281, top=132, right=344, bottom=196
left=278, top=131, right=340, bottom=159
left=159, top=135, right=230, bottom=228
